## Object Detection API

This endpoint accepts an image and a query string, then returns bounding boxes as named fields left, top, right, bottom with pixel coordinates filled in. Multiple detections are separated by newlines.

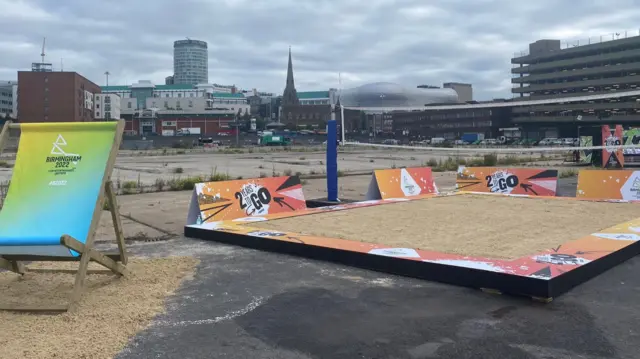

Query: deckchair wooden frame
left=0, top=120, right=128, bottom=313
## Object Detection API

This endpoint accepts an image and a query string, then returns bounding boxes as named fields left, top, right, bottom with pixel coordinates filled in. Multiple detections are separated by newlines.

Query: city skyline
left=1, top=0, right=639, bottom=100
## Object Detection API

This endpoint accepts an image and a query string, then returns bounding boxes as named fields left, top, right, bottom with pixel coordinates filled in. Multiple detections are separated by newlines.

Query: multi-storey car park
left=510, top=33, right=640, bottom=137
left=382, top=90, right=640, bottom=141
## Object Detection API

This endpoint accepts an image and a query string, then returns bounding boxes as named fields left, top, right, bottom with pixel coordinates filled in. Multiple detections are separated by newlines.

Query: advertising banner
left=187, top=176, right=307, bottom=224
left=601, top=125, right=624, bottom=168
left=623, top=128, right=640, bottom=156
left=456, top=166, right=558, bottom=196
left=0, top=122, right=117, bottom=249
left=365, top=167, right=438, bottom=200
left=576, top=169, right=640, bottom=201
left=578, top=136, right=593, bottom=165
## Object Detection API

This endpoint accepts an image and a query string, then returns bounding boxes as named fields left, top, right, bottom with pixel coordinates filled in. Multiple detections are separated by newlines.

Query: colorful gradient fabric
left=0, top=122, right=116, bottom=251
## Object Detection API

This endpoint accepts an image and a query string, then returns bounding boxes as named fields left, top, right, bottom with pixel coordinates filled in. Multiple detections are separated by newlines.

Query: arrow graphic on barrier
left=274, top=197, right=295, bottom=210
left=287, top=236, right=305, bottom=244
left=520, top=183, right=538, bottom=195
left=201, top=203, right=233, bottom=222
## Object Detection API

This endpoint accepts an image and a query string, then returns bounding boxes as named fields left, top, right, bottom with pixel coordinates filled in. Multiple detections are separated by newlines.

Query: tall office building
left=511, top=35, right=640, bottom=124
left=173, top=39, right=208, bottom=85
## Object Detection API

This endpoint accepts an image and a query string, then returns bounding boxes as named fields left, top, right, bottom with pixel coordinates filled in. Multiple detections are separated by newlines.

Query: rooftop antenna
left=41, top=37, right=46, bottom=64
left=60, top=58, right=63, bottom=72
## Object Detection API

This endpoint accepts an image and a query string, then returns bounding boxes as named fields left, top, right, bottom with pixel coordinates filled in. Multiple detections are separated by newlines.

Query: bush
left=426, top=158, right=438, bottom=167
left=122, top=181, right=138, bottom=189
left=437, top=157, right=458, bottom=171
left=173, top=167, right=184, bottom=174
left=154, top=178, right=166, bottom=191
left=168, top=176, right=203, bottom=191
left=0, top=161, right=11, bottom=168
left=209, top=173, right=231, bottom=182
left=483, top=154, right=498, bottom=166
left=467, top=157, right=485, bottom=166
left=497, top=155, right=520, bottom=166
left=122, top=180, right=138, bottom=195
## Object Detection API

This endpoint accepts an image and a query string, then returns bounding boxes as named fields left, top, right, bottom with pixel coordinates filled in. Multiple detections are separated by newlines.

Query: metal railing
left=513, top=29, right=640, bottom=58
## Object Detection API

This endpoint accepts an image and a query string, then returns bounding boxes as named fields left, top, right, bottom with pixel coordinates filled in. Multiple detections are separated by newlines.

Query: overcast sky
left=1, top=0, right=639, bottom=100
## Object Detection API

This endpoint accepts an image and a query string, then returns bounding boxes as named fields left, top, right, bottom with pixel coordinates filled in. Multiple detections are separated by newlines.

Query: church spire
left=282, top=46, right=299, bottom=106
left=286, top=46, right=295, bottom=88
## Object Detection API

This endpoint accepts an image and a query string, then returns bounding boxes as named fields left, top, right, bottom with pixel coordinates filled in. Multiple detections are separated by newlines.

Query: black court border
left=184, top=220, right=640, bottom=301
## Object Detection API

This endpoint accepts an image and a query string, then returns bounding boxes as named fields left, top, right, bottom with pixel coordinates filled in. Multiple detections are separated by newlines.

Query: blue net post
left=326, top=119, right=338, bottom=202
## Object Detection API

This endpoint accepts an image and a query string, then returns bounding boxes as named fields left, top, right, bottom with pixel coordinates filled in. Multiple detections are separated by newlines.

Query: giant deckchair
left=0, top=120, right=128, bottom=312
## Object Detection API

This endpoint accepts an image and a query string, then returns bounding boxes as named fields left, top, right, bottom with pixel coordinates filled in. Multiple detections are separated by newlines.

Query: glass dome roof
left=339, top=82, right=459, bottom=108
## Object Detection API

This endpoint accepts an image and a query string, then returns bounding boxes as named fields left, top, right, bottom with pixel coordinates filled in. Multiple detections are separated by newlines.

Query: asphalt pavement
left=115, top=177, right=640, bottom=359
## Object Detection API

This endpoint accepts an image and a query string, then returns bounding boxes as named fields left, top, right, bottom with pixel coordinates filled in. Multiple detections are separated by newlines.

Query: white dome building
left=339, top=82, right=458, bottom=110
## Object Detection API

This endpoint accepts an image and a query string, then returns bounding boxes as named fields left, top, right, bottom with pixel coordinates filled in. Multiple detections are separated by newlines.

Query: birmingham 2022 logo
left=46, top=134, right=82, bottom=185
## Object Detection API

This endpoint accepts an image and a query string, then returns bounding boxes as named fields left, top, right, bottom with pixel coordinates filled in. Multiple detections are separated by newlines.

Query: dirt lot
left=8, top=171, right=639, bottom=359
left=0, top=147, right=568, bottom=186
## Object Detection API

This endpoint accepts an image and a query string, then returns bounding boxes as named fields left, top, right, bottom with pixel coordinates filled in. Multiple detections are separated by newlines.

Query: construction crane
left=31, top=37, right=52, bottom=72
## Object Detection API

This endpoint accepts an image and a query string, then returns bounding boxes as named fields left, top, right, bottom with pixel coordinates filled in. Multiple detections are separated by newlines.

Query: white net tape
left=342, top=141, right=640, bottom=154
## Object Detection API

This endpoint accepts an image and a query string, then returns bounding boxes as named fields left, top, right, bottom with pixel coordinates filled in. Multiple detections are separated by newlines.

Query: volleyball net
left=340, top=140, right=640, bottom=154
left=336, top=106, right=640, bottom=165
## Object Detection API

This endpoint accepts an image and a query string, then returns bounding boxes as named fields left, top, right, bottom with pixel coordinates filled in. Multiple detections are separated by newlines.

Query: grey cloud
left=0, top=0, right=638, bottom=100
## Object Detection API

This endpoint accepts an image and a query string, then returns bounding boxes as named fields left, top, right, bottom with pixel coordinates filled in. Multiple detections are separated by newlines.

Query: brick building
left=17, top=71, right=101, bottom=122
left=122, top=111, right=236, bottom=136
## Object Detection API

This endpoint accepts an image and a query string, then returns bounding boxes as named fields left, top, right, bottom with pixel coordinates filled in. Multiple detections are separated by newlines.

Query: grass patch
left=559, top=168, right=579, bottom=178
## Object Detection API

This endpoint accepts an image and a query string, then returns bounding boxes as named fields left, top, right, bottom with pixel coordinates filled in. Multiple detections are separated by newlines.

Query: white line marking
left=155, top=296, right=264, bottom=328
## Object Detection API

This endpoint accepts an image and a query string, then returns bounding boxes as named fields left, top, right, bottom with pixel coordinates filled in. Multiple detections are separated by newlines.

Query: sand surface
left=252, top=195, right=640, bottom=259
left=0, top=257, right=198, bottom=359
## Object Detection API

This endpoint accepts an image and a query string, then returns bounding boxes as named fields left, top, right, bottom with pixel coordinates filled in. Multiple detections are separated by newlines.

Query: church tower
left=282, top=47, right=300, bottom=106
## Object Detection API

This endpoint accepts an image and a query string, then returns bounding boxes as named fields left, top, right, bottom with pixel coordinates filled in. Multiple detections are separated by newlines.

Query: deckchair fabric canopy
left=0, top=122, right=117, bottom=256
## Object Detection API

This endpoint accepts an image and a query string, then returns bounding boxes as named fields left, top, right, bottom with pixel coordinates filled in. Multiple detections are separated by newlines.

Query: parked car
left=537, top=138, right=557, bottom=146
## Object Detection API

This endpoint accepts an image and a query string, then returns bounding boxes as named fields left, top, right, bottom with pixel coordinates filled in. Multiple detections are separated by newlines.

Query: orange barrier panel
left=456, top=166, right=558, bottom=196
left=186, top=176, right=307, bottom=224
left=576, top=169, right=640, bottom=201
left=365, top=167, right=437, bottom=200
